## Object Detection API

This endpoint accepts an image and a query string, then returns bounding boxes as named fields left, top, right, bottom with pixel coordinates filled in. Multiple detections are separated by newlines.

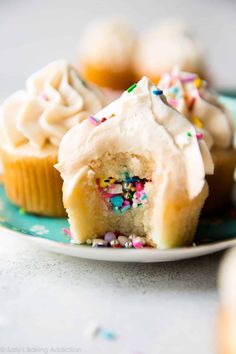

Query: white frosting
left=0, top=60, right=106, bottom=149
left=57, top=77, right=213, bottom=204
left=135, top=21, right=204, bottom=77
left=219, top=247, right=236, bottom=312
left=158, top=70, right=234, bottom=149
left=79, top=19, right=137, bottom=71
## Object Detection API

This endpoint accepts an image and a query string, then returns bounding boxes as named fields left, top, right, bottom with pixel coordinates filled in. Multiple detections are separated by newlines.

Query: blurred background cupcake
left=134, top=20, right=206, bottom=84
left=0, top=60, right=106, bottom=217
left=159, top=69, right=236, bottom=214
left=77, top=18, right=137, bottom=92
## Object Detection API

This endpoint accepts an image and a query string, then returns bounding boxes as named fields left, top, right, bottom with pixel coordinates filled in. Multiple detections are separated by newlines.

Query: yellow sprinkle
left=108, top=178, right=116, bottom=184
left=192, top=116, right=203, bottom=129
left=194, top=77, right=202, bottom=89
left=99, top=177, right=116, bottom=187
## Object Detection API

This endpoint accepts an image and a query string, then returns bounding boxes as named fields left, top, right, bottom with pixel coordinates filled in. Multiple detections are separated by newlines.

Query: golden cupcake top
left=158, top=69, right=234, bottom=150
left=0, top=60, right=106, bottom=149
left=79, top=18, right=137, bottom=71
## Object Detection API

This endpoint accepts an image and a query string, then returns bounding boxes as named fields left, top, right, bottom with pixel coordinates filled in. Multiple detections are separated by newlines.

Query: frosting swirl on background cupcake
left=0, top=60, right=106, bottom=149
left=135, top=21, right=205, bottom=81
left=158, top=69, right=234, bottom=149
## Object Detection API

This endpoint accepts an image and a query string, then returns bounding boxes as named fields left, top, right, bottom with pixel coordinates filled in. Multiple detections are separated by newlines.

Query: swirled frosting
left=135, top=21, right=205, bottom=79
left=79, top=19, right=137, bottom=71
left=0, top=60, right=106, bottom=149
left=57, top=77, right=213, bottom=203
left=158, top=69, right=234, bottom=149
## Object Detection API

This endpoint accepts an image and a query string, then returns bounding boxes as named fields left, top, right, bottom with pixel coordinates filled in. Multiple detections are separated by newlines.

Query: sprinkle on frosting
left=152, top=89, right=163, bottom=96
left=88, top=115, right=101, bottom=126
left=158, top=69, right=234, bottom=149
left=87, top=113, right=115, bottom=127
left=127, top=83, right=137, bottom=93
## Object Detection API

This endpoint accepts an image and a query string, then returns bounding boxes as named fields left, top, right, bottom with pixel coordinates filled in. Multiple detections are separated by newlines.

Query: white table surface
left=0, top=233, right=223, bottom=354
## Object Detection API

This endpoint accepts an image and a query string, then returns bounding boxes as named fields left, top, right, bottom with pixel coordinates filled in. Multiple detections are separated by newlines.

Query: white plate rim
left=1, top=224, right=236, bottom=262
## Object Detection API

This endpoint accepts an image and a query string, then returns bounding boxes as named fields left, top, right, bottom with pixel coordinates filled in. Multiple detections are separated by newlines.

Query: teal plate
left=0, top=95, right=235, bottom=262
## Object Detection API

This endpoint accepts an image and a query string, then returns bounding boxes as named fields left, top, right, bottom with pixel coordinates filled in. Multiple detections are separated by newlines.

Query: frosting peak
left=57, top=76, right=213, bottom=201
left=158, top=69, right=234, bottom=149
left=0, top=60, right=106, bottom=149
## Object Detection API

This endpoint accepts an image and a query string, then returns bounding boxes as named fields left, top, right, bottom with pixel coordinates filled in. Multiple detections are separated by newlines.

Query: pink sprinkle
left=123, top=200, right=130, bottom=206
left=63, top=228, right=72, bottom=237
left=133, top=241, right=143, bottom=249
left=88, top=115, right=101, bottom=126
left=181, top=75, right=197, bottom=83
left=135, top=182, right=143, bottom=191
left=134, top=191, right=141, bottom=201
left=196, top=132, right=203, bottom=140
left=169, top=99, right=178, bottom=108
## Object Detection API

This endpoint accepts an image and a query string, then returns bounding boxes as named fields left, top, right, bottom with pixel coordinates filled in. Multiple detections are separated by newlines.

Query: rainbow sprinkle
left=97, top=173, right=149, bottom=215
left=127, top=83, right=137, bottom=93
left=88, top=115, right=101, bottom=126
left=152, top=89, right=163, bottom=96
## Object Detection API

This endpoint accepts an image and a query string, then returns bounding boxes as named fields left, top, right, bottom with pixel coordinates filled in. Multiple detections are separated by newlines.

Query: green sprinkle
left=19, top=208, right=26, bottom=215
left=186, top=131, right=192, bottom=138
left=127, top=83, right=137, bottom=93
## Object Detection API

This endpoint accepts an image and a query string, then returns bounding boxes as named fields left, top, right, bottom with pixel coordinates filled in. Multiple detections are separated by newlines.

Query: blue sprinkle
left=169, top=86, right=179, bottom=94
left=101, top=330, right=116, bottom=341
left=111, top=196, right=123, bottom=207
left=152, top=89, right=163, bottom=96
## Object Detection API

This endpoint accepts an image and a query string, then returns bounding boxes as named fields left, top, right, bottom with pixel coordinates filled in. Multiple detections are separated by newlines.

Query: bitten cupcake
left=218, top=247, right=236, bottom=354
left=56, top=77, right=213, bottom=248
left=134, top=20, right=206, bottom=84
left=0, top=60, right=106, bottom=217
left=159, top=69, right=236, bottom=214
left=78, top=18, right=137, bottom=90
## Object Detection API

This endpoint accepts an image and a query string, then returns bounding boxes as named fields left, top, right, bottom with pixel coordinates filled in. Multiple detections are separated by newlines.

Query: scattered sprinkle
left=196, top=132, right=203, bottom=140
left=19, top=208, right=26, bottom=215
left=194, top=77, right=202, bottom=89
left=88, top=115, right=101, bottom=126
left=127, top=83, right=137, bottom=93
left=192, top=116, right=203, bottom=129
left=101, top=330, right=116, bottom=341
left=180, top=74, right=197, bottom=83
left=63, top=228, right=72, bottom=237
left=152, top=89, right=163, bottom=96
left=186, top=131, right=192, bottom=138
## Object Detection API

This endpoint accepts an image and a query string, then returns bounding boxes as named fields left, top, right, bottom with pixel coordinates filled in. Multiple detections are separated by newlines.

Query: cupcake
left=134, top=20, right=206, bottom=84
left=159, top=69, right=236, bottom=214
left=218, top=247, right=236, bottom=354
left=0, top=60, right=106, bottom=217
left=56, top=77, right=213, bottom=248
left=78, top=18, right=137, bottom=91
